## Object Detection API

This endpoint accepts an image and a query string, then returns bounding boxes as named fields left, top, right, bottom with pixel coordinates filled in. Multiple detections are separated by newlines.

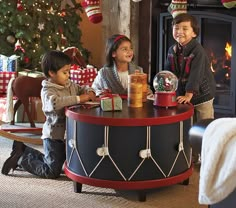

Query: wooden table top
left=66, top=100, right=194, bottom=126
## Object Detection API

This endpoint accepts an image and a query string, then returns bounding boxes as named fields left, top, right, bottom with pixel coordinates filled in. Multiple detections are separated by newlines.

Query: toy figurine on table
left=153, top=70, right=178, bottom=107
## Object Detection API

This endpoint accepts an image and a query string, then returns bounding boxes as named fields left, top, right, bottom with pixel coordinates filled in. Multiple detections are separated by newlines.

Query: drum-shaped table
left=64, top=100, right=194, bottom=201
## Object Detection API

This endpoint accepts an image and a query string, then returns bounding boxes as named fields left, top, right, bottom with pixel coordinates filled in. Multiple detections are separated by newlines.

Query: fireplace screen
left=159, top=12, right=236, bottom=115
left=202, top=18, right=232, bottom=108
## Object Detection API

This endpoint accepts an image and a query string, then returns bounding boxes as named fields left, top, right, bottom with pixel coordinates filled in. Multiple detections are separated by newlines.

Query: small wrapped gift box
left=0, top=55, right=20, bottom=72
left=0, top=71, right=17, bottom=94
left=18, top=70, right=44, bottom=78
left=100, top=94, right=122, bottom=111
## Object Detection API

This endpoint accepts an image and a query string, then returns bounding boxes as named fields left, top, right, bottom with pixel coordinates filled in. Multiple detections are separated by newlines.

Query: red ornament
left=58, top=27, right=63, bottom=34
left=24, top=57, right=30, bottom=63
left=17, top=0, right=24, bottom=11
left=59, top=10, right=66, bottom=17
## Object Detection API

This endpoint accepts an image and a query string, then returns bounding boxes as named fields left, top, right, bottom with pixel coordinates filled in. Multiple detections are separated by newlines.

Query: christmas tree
left=0, top=0, right=89, bottom=70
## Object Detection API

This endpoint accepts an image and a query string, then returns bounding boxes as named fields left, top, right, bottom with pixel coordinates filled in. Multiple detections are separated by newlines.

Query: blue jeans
left=19, top=138, right=66, bottom=179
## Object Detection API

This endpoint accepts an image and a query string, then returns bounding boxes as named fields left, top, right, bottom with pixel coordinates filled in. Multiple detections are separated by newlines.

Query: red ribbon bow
left=100, top=94, right=119, bottom=110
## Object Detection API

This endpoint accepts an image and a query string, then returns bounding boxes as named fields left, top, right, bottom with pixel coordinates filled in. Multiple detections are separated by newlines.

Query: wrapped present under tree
left=70, top=66, right=97, bottom=86
left=18, top=70, right=44, bottom=78
left=0, top=55, right=20, bottom=72
left=0, top=71, right=17, bottom=94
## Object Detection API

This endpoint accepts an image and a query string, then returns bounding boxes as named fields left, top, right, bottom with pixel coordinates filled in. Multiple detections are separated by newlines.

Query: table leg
left=181, top=178, right=189, bottom=185
left=138, top=190, right=146, bottom=202
left=73, top=181, right=82, bottom=193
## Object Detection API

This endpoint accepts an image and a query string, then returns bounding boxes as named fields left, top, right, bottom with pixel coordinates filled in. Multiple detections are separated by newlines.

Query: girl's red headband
left=114, top=35, right=125, bottom=44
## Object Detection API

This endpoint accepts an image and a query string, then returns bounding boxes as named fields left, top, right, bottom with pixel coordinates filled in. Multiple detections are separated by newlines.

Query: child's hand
left=78, top=94, right=91, bottom=103
left=87, top=91, right=96, bottom=101
left=78, top=92, right=96, bottom=103
left=177, top=95, right=191, bottom=104
left=177, top=92, right=193, bottom=104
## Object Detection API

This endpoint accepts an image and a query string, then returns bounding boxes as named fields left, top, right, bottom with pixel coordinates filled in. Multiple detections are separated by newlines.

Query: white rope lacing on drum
left=129, top=126, right=166, bottom=181
left=67, top=120, right=76, bottom=168
left=167, top=121, right=190, bottom=177
left=68, top=120, right=88, bottom=176
left=90, top=126, right=126, bottom=180
left=190, top=116, right=193, bottom=163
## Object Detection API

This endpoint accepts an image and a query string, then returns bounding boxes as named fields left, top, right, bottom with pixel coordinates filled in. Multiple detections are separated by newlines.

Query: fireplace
left=155, top=2, right=236, bottom=116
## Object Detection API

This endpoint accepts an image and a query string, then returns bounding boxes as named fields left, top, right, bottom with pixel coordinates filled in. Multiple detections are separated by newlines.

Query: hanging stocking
left=168, top=0, right=187, bottom=18
left=81, top=0, right=103, bottom=24
left=221, top=0, right=236, bottom=8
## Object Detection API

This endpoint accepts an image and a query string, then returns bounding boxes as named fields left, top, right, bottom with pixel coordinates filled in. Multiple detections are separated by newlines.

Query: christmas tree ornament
left=17, top=0, right=23, bottom=11
left=38, top=23, right=45, bottom=31
left=59, top=10, right=66, bottom=17
left=48, top=6, right=56, bottom=15
left=24, top=56, right=30, bottom=64
left=221, top=0, right=236, bottom=8
left=168, top=0, right=187, bottom=18
left=56, top=45, right=61, bottom=50
left=61, top=0, right=75, bottom=10
left=81, top=0, right=103, bottom=24
left=61, top=34, right=67, bottom=45
left=14, top=40, right=25, bottom=53
left=6, top=35, right=16, bottom=44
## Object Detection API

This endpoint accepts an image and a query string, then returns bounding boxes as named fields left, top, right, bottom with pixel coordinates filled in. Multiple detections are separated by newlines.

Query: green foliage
left=157, top=77, right=165, bottom=91
left=0, top=0, right=90, bottom=70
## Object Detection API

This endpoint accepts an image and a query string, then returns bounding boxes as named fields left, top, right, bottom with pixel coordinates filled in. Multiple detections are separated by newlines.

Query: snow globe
left=153, top=70, right=178, bottom=107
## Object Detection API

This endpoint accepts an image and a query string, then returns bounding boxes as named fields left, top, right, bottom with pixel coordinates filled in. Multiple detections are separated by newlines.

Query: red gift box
left=70, top=67, right=97, bottom=86
left=0, top=95, right=45, bottom=123
left=0, top=72, right=17, bottom=94
left=0, top=95, right=17, bottom=122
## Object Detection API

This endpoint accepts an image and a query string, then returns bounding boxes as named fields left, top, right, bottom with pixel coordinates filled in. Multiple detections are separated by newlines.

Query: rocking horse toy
left=0, top=76, right=45, bottom=144
left=6, top=76, right=45, bottom=128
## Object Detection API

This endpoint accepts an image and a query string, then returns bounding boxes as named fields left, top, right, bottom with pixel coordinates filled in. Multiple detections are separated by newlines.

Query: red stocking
left=168, top=0, right=187, bottom=18
left=221, top=0, right=236, bottom=8
left=81, top=0, right=103, bottom=24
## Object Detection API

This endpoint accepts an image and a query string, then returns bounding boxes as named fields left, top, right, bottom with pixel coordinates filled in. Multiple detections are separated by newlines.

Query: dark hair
left=105, top=34, right=132, bottom=67
left=172, top=13, right=199, bottom=37
left=41, top=50, right=71, bottom=77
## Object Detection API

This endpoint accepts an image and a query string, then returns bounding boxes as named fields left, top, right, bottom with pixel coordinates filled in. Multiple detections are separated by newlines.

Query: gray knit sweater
left=40, top=79, right=93, bottom=140
left=92, top=62, right=143, bottom=96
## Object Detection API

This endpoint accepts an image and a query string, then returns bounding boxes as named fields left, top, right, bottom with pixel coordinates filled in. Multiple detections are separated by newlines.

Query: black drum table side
left=64, top=100, right=194, bottom=201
